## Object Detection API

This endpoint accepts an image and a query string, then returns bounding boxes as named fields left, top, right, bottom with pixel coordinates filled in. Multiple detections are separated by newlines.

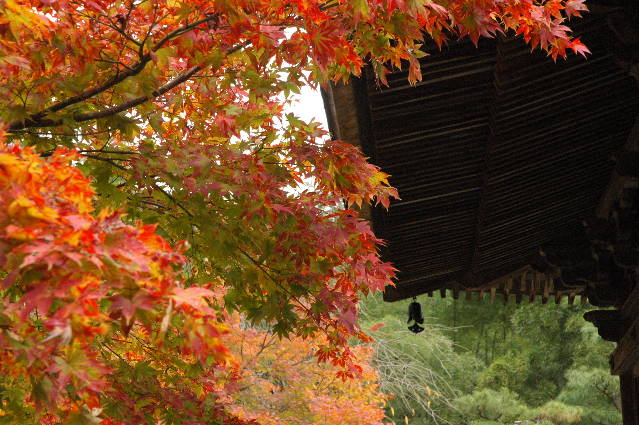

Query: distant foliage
left=360, top=295, right=620, bottom=425
left=558, top=368, right=621, bottom=425
left=453, top=388, right=531, bottom=423
left=224, top=313, right=387, bottom=425
left=536, top=401, right=582, bottom=424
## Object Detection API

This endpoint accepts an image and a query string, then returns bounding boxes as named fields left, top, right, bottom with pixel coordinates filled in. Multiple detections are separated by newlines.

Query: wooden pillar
left=621, top=373, right=639, bottom=425
left=588, top=283, right=639, bottom=425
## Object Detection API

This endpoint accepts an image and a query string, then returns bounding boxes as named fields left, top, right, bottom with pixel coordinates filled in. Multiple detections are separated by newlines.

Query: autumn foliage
left=0, top=141, right=237, bottom=424
left=0, top=0, right=588, bottom=424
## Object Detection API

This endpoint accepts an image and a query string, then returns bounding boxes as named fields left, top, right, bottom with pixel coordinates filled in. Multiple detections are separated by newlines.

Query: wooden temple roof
left=324, top=11, right=639, bottom=305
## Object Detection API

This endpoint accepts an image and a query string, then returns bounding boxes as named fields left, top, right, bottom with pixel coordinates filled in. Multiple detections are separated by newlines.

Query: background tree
left=359, top=294, right=621, bottom=425
left=224, top=311, right=387, bottom=425
left=557, top=367, right=621, bottom=425
left=360, top=294, right=482, bottom=424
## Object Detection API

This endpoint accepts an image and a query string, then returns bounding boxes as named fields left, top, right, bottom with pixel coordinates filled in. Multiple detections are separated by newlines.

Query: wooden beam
left=615, top=151, right=639, bottom=178
left=521, top=274, right=529, bottom=304
left=382, top=274, right=462, bottom=301
left=503, top=278, right=512, bottom=303
left=612, top=283, right=639, bottom=375
left=529, top=273, right=538, bottom=303
left=542, top=278, right=550, bottom=304
left=323, top=83, right=360, bottom=146
left=597, top=115, right=639, bottom=219
left=620, top=373, right=639, bottom=425
left=465, top=39, right=503, bottom=278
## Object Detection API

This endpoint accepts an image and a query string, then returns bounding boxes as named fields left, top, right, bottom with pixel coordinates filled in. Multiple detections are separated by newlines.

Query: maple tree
left=0, top=0, right=589, bottom=424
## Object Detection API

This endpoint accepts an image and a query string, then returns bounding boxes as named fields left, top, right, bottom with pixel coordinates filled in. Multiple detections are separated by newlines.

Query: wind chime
left=407, top=296, right=424, bottom=333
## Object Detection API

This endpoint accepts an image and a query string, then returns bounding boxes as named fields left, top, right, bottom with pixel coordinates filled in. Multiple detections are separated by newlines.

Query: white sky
left=290, top=86, right=328, bottom=128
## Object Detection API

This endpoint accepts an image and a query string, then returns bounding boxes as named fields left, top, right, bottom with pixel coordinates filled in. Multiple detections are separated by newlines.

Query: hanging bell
left=407, top=297, right=425, bottom=333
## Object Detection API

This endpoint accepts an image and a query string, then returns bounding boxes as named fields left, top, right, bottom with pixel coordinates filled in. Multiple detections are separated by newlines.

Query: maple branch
left=248, top=332, right=278, bottom=365
left=101, top=340, right=130, bottom=364
left=79, top=149, right=138, bottom=155
left=8, top=41, right=248, bottom=131
left=137, top=199, right=170, bottom=211
left=8, top=66, right=200, bottom=130
left=236, top=247, right=315, bottom=319
left=108, top=2, right=143, bottom=48
left=79, top=65, right=202, bottom=121
left=6, top=13, right=226, bottom=131
left=152, top=182, right=194, bottom=217
left=12, top=127, right=118, bottom=137
left=82, top=154, right=130, bottom=171
left=14, top=63, right=146, bottom=129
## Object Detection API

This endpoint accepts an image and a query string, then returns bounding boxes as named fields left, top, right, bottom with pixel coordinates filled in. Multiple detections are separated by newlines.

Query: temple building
left=323, top=2, right=639, bottom=423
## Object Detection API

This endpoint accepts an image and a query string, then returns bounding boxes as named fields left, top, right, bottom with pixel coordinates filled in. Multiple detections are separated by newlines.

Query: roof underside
left=348, top=16, right=639, bottom=302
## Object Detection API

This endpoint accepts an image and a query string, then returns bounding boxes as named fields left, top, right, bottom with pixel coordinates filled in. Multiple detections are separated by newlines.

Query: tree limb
left=7, top=13, right=225, bottom=131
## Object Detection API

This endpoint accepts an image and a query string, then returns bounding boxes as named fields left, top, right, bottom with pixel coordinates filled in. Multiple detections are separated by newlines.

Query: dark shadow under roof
left=325, top=13, right=639, bottom=304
